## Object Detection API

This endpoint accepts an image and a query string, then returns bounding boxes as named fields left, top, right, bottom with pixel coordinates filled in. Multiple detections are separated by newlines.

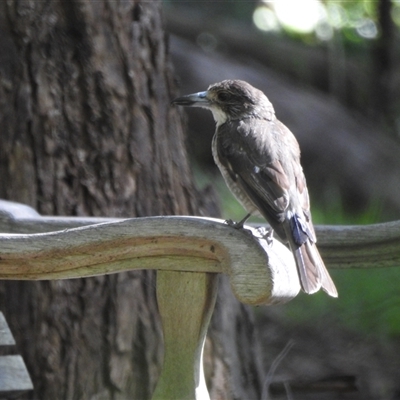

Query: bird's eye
left=217, top=92, right=231, bottom=102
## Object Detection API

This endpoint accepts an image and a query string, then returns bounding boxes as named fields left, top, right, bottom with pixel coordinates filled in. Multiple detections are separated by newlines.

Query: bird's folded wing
left=216, top=126, right=292, bottom=234
left=218, top=121, right=289, bottom=206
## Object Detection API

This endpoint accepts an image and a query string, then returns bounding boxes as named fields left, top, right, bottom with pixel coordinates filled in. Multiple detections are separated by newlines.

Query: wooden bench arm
left=0, top=199, right=300, bottom=306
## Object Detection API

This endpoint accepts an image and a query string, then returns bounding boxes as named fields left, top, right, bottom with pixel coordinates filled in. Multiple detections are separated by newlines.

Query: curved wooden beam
left=0, top=200, right=299, bottom=306
left=2, top=199, right=400, bottom=271
left=317, top=221, right=400, bottom=269
left=3, top=198, right=400, bottom=304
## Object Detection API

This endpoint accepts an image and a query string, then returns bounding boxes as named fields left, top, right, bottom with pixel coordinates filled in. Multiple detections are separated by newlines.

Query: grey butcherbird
left=172, top=79, right=337, bottom=297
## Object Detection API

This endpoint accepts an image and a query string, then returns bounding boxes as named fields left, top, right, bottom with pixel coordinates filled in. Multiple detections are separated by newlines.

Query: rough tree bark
left=0, top=1, right=264, bottom=399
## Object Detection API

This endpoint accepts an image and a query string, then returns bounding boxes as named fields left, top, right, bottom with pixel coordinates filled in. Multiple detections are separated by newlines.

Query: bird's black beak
left=171, top=91, right=210, bottom=107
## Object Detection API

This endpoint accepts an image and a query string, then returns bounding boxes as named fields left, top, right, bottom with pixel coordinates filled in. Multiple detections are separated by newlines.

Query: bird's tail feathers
left=293, top=243, right=320, bottom=294
left=294, top=241, right=338, bottom=297
left=307, top=242, right=338, bottom=297
left=284, top=213, right=337, bottom=297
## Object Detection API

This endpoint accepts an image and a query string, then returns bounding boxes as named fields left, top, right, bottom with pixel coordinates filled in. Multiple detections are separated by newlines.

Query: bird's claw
left=225, top=219, right=244, bottom=229
left=255, top=227, right=274, bottom=246
left=225, top=213, right=251, bottom=230
left=264, top=229, right=274, bottom=246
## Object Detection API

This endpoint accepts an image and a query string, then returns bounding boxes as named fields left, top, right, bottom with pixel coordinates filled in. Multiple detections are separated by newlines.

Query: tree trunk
left=0, top=1, right=263, bottom=399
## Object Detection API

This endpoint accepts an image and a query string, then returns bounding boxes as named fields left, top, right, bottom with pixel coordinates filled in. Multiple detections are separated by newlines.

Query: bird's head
left=172, top=80, right=274, bottom=126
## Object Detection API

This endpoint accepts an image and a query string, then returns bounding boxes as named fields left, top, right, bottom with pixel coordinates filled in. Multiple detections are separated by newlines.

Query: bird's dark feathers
left=290, top=213, right=313, bottom=246
left=216, top=117, right=303, bottom=239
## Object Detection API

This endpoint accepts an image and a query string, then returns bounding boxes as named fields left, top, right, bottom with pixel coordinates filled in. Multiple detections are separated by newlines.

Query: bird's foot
left=225, top=213, right=251, bottom=230
left=225, top=219, right=244, bottom=229
left=257, top=227, right=274, bottom=246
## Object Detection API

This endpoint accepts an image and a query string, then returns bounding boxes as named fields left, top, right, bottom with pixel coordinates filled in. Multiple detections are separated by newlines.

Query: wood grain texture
left=152, top=271, right=218, bottom=400
left=0, top=356, right=33, bottom=395
left=3, top=199, right=400, bottom=302
left=317, top=221, right=400, bottom=269
left=0, top=312, right=33, bottom=396
left=0, top=312, right=15, bottom=346
left=0, top=211, right=299, bottom=306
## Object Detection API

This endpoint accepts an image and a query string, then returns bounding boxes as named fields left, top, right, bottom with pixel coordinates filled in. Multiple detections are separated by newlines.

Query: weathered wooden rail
left=1, top=199, right=400, bottom=399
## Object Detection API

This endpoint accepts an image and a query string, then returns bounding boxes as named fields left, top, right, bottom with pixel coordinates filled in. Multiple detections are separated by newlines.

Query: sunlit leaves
left=252, top=0, right=383, bottom=43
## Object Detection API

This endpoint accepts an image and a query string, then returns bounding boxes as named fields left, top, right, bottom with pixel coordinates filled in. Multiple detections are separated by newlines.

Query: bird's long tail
left=283, top=213, right=338, bottom=297
left=293, top=241, right=338, bottom=297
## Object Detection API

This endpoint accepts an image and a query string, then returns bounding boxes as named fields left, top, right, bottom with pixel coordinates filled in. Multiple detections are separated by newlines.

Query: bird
left=172, top=79, right=337, bottom=297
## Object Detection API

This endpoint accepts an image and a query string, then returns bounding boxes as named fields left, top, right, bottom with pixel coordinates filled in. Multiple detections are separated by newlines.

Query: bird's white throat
left=210, top=108, right=228, bottom=127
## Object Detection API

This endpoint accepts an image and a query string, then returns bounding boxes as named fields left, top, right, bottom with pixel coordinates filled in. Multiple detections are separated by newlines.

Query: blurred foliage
left=165, top=0, right=398, bottom=43
left=282, top=266, right=400, bottom=337
left=312, top=194, right=384, bottom=225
